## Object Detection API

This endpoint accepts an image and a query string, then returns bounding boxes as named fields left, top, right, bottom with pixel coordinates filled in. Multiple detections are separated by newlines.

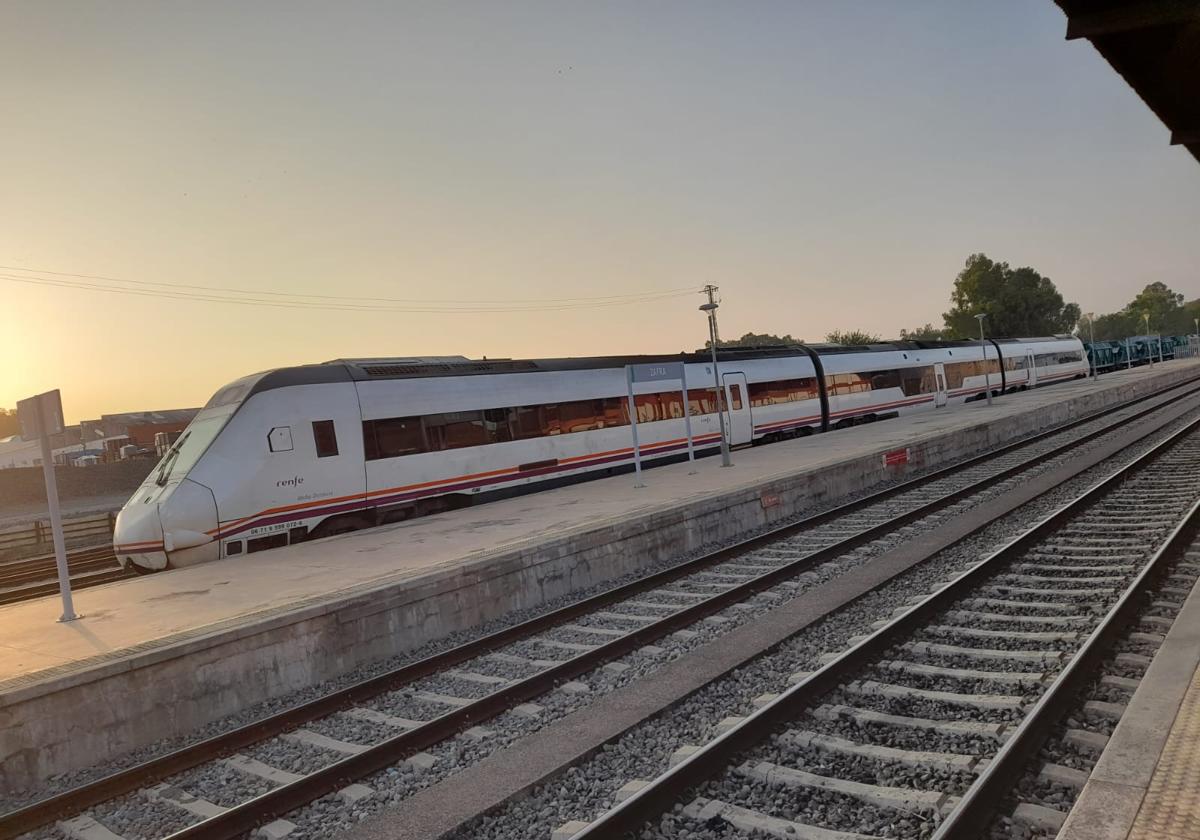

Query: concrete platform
left=2, top=360, right=1198, bottom=793
left=1058, top=545, right=1200, bottom=840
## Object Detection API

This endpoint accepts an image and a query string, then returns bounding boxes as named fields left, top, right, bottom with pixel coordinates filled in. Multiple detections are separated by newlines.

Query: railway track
left=0, top=545, right=130, bottom=607
left=5, top=378, right=1200, bottom=840
left=570, top=413, right=1200, bottom=840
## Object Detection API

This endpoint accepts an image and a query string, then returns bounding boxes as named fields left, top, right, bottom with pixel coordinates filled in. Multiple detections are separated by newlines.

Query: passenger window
left=312, top=420, right=338, bottom=457
left=268, top=426, right=293, bottom=453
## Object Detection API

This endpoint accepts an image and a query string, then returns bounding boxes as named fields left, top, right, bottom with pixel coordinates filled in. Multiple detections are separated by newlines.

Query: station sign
left=630, top=362, right=684, bottom=384
left=17, top=389, right=65, bottom=439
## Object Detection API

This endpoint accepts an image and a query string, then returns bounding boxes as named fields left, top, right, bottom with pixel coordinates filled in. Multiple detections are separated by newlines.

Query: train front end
left=113, top=403, right=237, bottom=572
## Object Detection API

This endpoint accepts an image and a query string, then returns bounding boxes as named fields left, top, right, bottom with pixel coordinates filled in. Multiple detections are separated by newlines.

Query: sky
left=1, top=1, right=1198, bottom=424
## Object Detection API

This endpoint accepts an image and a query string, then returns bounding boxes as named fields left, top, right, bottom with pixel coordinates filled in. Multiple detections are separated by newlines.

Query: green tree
left=899, top=323, right=949, bottom=341
left=715, top=331, right=803, bottom=348
left=942, top=254, right=1081, bottom=339
left=825, top=330, right=882, bottom=345
left=1088, top=283, right=1197, bottom=340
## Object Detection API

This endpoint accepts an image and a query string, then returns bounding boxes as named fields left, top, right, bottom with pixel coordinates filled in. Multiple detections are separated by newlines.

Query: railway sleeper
left=925, top=624, right=1079, bottom=643
left=56, top=816, right=127, bottom=840
left=736, top=760, right=958, bottom=815
left=942, top=609, right=1088, bottom=627
left=842, top=679, right=1025, bottom=711
left=682, top=797, right=882, bottom=840
left=812, top=703, right=1009, bottom=741
left=903, top=641, right=1064, bottom=664
left=878, top=659, right=1047, bottom=686
left=779, top=729, right=978, bottom=772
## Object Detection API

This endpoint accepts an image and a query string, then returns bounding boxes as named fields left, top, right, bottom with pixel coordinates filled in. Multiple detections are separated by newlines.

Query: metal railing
left=0, top=511, right=116, bottom=561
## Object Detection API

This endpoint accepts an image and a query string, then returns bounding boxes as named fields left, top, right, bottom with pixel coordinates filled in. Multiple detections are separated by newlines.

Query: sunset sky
left=2, top=1, right=1198, bottom=424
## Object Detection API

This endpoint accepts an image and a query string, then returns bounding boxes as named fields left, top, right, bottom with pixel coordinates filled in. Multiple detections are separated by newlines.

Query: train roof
left=221, top=335, right=1080, bottom=404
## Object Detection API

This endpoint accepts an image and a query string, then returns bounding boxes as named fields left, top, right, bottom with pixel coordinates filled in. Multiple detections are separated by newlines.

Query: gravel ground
left=986, top=557, right=1200, bottom=839
left=449, top=414, right=1200, bottom=840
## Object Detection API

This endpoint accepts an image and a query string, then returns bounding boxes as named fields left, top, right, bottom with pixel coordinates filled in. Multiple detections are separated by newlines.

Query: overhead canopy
left=1054, top=1, right=1200, bottom=164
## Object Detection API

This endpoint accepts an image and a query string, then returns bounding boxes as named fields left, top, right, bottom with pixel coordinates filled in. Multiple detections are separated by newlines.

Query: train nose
left=114, top=478, right=219, bottom=571
left=113, top=490, right=169, bottom=572
left=158, top=479, right=220, bottom=568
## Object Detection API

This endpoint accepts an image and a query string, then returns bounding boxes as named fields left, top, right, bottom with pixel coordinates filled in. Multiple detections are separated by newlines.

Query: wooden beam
left=1065, top=0, right=1200, bottom=40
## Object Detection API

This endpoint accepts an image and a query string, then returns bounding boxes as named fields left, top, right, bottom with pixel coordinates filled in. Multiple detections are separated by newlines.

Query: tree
left=714, top=331, right=803, bottom=348
left=899, top=323, right=949, bottom=341
left=942, top=254, right=1081, bottom=339
left=1087, top=283, right=1197, bottom=341
left=0, top=409, right=20, bottom=439
left=825, top=330, right=881, bottom=345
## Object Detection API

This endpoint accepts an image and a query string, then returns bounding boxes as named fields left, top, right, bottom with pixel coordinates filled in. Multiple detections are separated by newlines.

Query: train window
left=312, top=420, right=338, bottom=458
left=425, top=411, right=491, bottom=450
left=828, top=373, right=870, bottom=396
left=364, top=417, right=425, bottom=460
left=748, top=377, right=818, bottom=407
left=483, top=408, right=513, bottom=443
left=866, top=369, right=901, bottom=391
left=510, top=406, right=545, bottom=440
left=729, top=385, right=743, bottom=410
left=899, top=366, right=936, bottom=396
left=560, top=399, right=608, bottom=433
left=225, top=540, right=243, bottom=556
left=688, top=389, right=717, bottom=415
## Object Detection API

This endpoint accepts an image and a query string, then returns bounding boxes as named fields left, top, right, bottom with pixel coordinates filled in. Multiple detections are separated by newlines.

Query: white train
left=113, top=336, right=1086, bottom=572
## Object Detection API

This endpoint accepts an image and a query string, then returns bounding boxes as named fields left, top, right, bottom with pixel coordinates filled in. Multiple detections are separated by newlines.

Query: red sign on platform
left=883, top=447, right=910, bottom=466
left=761, top=491, right=781, bottom=509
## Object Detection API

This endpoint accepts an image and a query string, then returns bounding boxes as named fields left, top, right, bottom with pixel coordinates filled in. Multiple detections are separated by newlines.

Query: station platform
left=1058, top=543, right=1200, bottom=840
left=2, top=360, right=1199, bottom=793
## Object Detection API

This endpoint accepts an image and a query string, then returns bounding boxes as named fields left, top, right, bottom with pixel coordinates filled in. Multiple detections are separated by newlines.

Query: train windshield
left=152, top=408, right=233, bottom=486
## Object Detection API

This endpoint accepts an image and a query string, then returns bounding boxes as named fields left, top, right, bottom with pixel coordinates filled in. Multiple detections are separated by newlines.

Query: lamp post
left=974, top=313, right=992, bottom=406
left=700, top=285, right=732, bottom=467
left=1144, top=313, right=1153, bottom=367
left=1086, top=312, right=1097, bottom=381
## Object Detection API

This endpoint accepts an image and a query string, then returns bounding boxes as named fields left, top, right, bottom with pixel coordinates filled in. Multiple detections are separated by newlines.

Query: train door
left=933, top=364, right=948, bottom=408
left=1026, top=353, right=1038, bottom=387
left=722, top=371, right=753, bottom=445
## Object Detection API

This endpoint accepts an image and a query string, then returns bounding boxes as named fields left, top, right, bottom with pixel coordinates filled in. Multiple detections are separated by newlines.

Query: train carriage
left=114, top=335, right=1087, bottom=572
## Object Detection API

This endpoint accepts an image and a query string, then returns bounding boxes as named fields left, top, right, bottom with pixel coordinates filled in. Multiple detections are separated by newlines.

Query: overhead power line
left=0, top=265, right=697, bottom=313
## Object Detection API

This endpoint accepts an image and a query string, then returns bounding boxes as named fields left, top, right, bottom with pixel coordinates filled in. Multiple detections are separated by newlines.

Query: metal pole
left=625, top=367, right=645, bottom=488
left=976, top=315, right=992, bottom=406
left=1126, top=337, right=1132, bottom=370
left=1088, top=316, right=1097, bottom=381
left=1145, top=315, right=1153, bottom=367
left=36, top=399, right=78, bottom=622
left=702, top=286, right=732, bottom=467
left=680, top=365, right=696, bottom=473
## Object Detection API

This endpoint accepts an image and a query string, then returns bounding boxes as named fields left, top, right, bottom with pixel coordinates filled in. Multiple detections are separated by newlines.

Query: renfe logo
left=276, top=475, right=305, bottom=488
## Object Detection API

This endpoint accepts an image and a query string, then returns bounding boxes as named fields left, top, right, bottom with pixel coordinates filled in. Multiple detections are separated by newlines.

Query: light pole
left=1144, top=312, right=1153, bottom=367
left=974, top=313, right=992, bottom=406
left=1086, top=312, right=1097, bottom=381
left=700, top=285, right=732, bottom=467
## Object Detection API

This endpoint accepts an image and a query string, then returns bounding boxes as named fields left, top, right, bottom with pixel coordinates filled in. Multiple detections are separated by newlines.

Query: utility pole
left=699, top=285, right=732, bottom=467
left=1144, top=313, right=1153, bottom=368
left=974, top=313, right=992, bottom=406
left=1086, top=313, right=1097, bottom=381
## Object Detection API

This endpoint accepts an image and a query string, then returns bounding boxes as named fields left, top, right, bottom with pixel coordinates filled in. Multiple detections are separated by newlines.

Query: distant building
left=0, top=407, right=199, bottom=469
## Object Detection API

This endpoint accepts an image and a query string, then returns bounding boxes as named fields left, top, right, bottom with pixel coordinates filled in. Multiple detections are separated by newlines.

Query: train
left=113, top=335, right=1087, bottom=572
left=1084, top=335, right=1192, bottom=373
